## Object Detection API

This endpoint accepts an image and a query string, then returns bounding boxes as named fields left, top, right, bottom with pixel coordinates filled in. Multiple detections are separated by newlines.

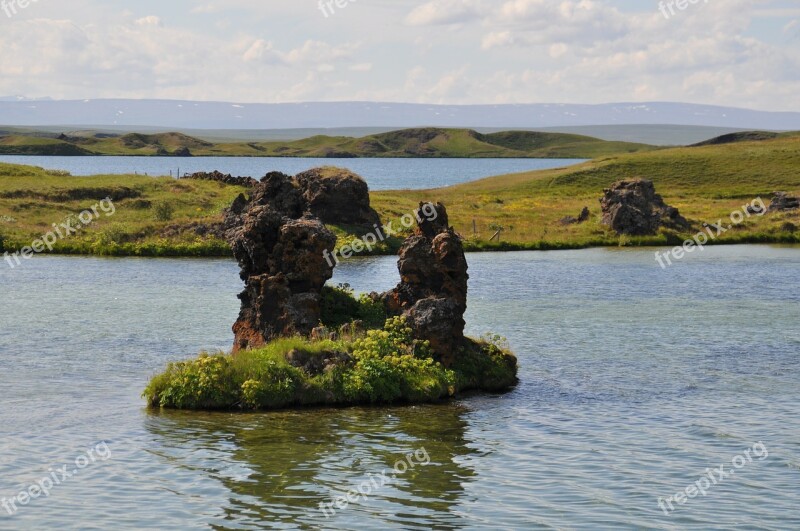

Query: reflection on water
left=145, top=404, right=476, bottom=529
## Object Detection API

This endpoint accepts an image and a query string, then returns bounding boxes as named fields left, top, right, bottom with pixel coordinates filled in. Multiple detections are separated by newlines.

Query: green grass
left=371, top=134, right=800, bottom=249
left=0, top=127, right=654, bottom=159
left=0, top=163, right=245, bottom=256
left=144, top=316, right=519, bottom=410
left=2, top=133, right=799, bottom=257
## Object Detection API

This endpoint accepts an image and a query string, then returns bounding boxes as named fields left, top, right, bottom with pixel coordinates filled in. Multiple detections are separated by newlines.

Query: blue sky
left=0, top=0, right=798, bottom=110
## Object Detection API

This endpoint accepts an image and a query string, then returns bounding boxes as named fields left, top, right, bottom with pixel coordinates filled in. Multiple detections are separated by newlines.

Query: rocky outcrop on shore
left=383, top=203, right=469, bottom=367
left=182, top=170, right=258, bottom=187
left=600, top=179, right=690, bottom=235
left=560, top=206, right=590, bottom=225
left=768, top=191, right=800, bottom=212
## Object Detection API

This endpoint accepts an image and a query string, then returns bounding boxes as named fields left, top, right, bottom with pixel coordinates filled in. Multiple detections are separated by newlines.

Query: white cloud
left=405, top=0, right=482, bottom=26
left=0, top=1, right=796, bottom=109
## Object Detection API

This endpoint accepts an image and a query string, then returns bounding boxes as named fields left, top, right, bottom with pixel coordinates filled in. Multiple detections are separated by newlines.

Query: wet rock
left=600, top=179, right=690, bottom=236
left=384, top=203, right=468, bottom=367
left=768, top=192, right=800, bottom=212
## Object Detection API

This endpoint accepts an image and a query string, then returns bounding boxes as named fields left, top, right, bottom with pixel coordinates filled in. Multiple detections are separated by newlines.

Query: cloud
left=0, top=0, right=797, bottom=109
left=405, top=0, right=482, bottom=26
left=349, top=63, right=373, bottom=72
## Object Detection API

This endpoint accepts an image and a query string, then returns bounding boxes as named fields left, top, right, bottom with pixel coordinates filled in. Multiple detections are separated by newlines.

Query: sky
left=0, top=0, right=798, bottom=110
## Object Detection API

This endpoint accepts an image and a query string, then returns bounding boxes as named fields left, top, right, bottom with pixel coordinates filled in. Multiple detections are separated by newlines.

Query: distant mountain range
left=1, top=99, right=799, bottom=131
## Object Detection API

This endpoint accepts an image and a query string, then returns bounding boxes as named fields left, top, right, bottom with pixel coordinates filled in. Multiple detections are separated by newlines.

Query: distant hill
left=0, top=127, right=655, bottom=158
left=691, top=130, right=781, bottom=146
left=1, top=99, right=799, bottom=130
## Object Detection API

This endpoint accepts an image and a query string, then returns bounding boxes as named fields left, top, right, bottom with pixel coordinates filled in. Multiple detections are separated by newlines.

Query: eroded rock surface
left=383, top=203, right=469, bottom=367
left=295, top=168, right=382, bottom=229
left=225, top=172, right=337, bottom=352
left=600, top=179, right=689, bottom=235
left=225, top=170, right=469, bottom=364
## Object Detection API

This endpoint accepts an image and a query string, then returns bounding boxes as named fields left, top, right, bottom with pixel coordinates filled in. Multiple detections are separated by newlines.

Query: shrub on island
left=143, top=316, right=517, bottom=410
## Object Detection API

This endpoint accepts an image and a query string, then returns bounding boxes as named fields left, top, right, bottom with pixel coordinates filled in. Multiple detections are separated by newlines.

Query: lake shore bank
left=1, top=133, right=799, bottom=259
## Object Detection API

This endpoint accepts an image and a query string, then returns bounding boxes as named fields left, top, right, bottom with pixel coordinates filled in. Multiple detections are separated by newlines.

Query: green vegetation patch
left=144, top=316, right=518, bottom=411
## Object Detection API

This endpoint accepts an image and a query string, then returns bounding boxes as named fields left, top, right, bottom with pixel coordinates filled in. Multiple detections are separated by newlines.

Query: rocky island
left=144, top=170, right=518, bottom=410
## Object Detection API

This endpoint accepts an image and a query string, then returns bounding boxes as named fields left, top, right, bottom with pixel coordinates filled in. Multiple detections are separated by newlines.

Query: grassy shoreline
left=2, top=133, right=799, bottom=258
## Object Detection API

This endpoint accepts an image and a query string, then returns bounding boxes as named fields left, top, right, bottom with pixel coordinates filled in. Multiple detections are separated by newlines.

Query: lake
left=1, top=246, right=799, bottom=529
left=0, top=156, right=586, bottom=191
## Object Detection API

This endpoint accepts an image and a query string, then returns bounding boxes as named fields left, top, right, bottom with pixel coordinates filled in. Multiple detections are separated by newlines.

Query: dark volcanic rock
left=560, top=206, right=590, bottom=225
left=224, top=170, right=469, bottom=365
left=225, top=172, right=337, bottom=352
left=383, top=203, right=468, bottom=367
left=294, top=168, right=381, bottom=229
left=600, top=179, right=690, bottom=235
left=182, top=170, right=257, bottom=187
left=768, top=191, right=800, bottom=212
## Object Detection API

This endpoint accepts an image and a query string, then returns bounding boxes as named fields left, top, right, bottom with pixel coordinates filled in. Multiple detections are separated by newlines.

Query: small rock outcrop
left=768, top=192, right=800, bottom=212
left=383, top=203, right=469, bottom=367
left=600, top=179, right=690, bottom=236
left=183, top=170, right=258, bottom=187
left=225, top=172, right=337, bottom=352
left=294, top=168, right=382, bottom=229
left=560, top=206, right=590, bottom=225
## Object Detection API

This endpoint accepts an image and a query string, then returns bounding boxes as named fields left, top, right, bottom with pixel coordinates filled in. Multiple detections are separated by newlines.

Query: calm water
left=1, top=246, right=799, bottom=530
left=0, top=156, right=585, bottom=191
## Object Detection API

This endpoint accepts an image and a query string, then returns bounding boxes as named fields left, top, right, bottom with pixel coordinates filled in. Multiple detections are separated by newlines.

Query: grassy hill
left=0, top=127, right=654, bottom=159
left=0, top=134, right=798, bottom=257
left=371, top=133, right=800, bottom=249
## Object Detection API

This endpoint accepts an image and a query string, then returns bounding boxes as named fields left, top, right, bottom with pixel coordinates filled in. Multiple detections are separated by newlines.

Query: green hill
left=691, top=130, right=781, bottom=147
left=0, top=127, right=655, bottom=159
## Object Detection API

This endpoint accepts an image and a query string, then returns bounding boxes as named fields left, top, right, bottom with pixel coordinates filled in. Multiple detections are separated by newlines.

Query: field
left=1, top=133, right=799, bottom=258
